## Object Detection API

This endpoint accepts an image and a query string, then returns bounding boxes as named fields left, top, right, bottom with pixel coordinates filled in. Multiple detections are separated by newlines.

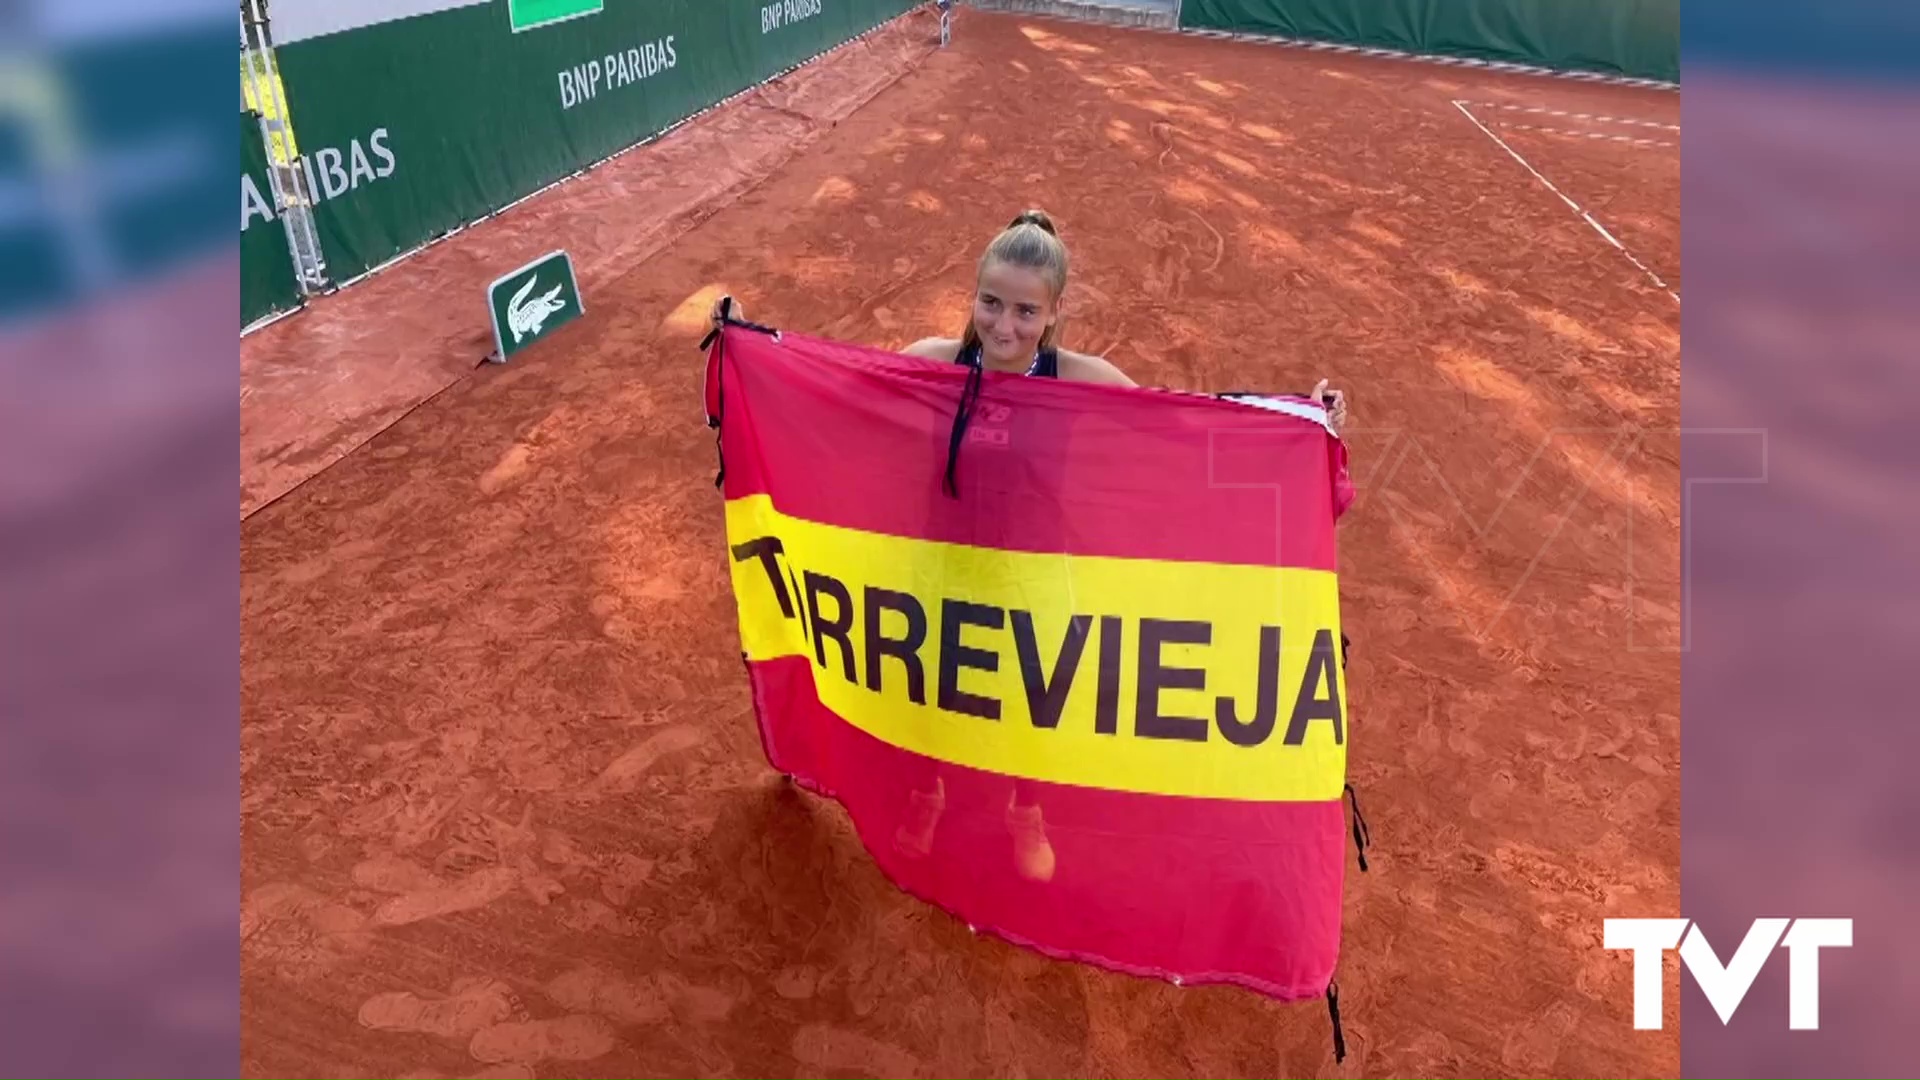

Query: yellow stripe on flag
left=725, top=495, right=1347, bottom=802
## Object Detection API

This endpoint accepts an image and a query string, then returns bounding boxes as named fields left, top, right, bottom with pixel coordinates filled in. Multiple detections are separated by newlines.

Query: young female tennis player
left=710, top=209, right=1349, bottom=429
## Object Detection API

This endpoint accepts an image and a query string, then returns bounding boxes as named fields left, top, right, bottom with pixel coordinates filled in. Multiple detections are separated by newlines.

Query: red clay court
left=241, top=7, right=1680, bottom=1077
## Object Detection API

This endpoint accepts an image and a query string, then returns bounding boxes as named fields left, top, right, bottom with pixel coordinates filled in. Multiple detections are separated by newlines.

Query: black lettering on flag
left=864, top=587, right=927, bottom=705
left=1012, top=611, right=1090, bottom=730
left=1283, top=628, right=1345, bottom=745
left=730, top=536, right=794, bottom=617
left=938, top=599, right=1003, bottom=720
left=1135, top=618, right=1211, bottom=742
left=1216, top=626, right=1281, bottom=747
left=788, top=565, right=807, bottom=639
left=1094, top=615, right=1122, bottom=735
left=804, top=572, right=855, bottom=682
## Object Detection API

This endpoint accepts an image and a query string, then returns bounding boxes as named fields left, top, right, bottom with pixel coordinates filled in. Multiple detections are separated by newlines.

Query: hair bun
left=1011, top=209, right=1058, bottom=235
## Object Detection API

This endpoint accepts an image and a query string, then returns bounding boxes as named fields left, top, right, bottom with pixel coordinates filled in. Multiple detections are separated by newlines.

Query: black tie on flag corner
left=698, top=295, right=782, bottom=354
left=1337, top=630, right=1371, bottom=874
left=701, top=305, right=784, bottom=489
left=1344, top=783, right=1371, bottom=873
left=1327, top=979, right=1348, bottom=1063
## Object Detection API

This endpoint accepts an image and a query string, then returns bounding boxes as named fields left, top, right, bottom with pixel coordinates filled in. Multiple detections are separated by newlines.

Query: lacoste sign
left=510, top=0, right=602, bottom=33
left=487, top=249, right=583, bottom=362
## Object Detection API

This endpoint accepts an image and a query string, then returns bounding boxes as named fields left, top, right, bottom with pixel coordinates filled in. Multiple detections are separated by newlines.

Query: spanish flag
left=704, top=321, right=1357, bottom=1004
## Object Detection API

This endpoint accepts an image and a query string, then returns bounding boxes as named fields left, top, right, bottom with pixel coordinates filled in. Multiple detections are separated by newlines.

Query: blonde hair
left=960, top=209, right=1071, bottom=357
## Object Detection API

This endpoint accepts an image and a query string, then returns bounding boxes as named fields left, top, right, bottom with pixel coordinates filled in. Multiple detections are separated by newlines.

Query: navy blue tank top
left=956, top=340, right=1060, bottom=378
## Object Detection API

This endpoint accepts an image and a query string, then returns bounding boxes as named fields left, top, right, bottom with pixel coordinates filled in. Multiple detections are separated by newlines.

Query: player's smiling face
left=971, top=260, right=1058, bottom=369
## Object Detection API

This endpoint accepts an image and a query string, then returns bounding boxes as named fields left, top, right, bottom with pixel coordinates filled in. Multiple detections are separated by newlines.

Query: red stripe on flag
left=747, top=654, right=1346, bottom=1000
left=709, top=329, right=1349, bottom=573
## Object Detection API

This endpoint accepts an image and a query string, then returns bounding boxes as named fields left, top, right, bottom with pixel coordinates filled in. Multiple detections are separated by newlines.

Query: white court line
left=1453, top=100, right=1679, bottom=304
left=1492, top=121, right=1675, bottom=149
left=1463, top=101, right=1679, bottom=132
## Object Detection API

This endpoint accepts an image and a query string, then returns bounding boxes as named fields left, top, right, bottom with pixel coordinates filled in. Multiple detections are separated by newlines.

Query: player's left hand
left=1311, top=379, right=1349, bottom=435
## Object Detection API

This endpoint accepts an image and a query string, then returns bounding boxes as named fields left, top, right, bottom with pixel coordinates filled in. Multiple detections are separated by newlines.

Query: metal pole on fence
left=240, top=0, right=327, bottom=292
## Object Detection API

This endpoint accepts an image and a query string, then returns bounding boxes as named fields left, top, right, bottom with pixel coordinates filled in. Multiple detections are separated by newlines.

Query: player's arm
left=1058, top=349, right=1138, bottom=387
